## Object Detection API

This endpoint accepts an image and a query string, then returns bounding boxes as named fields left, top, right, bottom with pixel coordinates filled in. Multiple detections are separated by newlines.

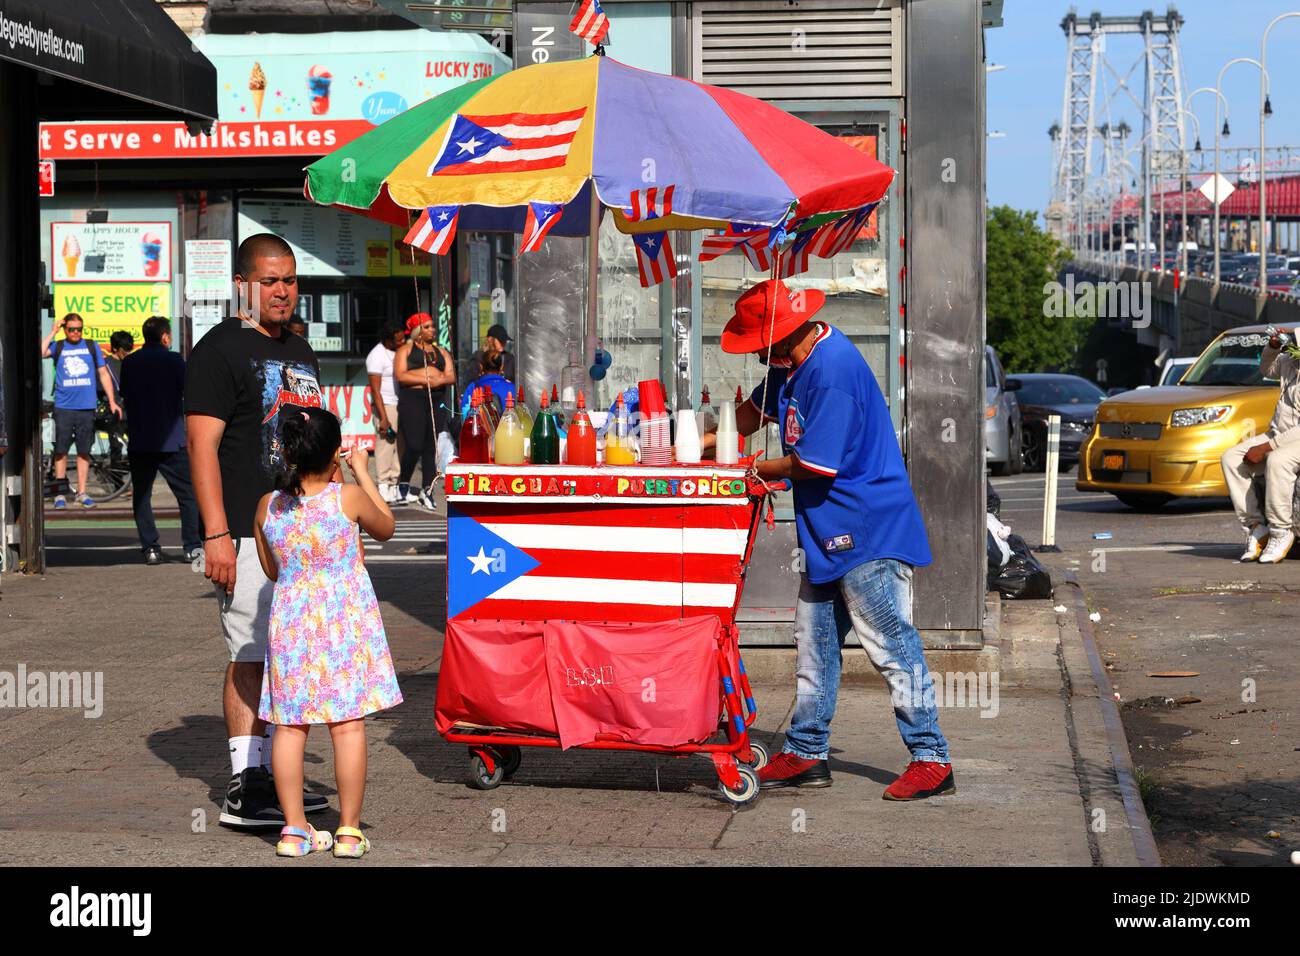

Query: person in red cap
left=704, top=278, right=953, bottom=800
left=393, top=312, right=455, bottom=510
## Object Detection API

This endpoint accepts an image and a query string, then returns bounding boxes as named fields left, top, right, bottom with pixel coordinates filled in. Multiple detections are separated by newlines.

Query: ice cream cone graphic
left=249, top=62, right=266, bottom=118
left=141, top=231, right=162, bottom=278
left=61, top=233, right=81, bottom=278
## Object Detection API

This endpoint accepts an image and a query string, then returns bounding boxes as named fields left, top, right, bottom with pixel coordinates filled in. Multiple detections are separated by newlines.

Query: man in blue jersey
left=704, top=279, right=953, bottom=800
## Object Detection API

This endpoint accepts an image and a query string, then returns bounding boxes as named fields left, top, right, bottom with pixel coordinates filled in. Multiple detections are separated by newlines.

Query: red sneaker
left=758, top=752, right=832, bottom=789
left=882, top=761, right=955, bottom=801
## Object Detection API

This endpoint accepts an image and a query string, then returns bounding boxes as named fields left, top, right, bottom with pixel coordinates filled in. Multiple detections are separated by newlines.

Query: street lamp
left=1212, top=58, right=1268, bottom=285
left=1259, top=14, right=1300, bottom=290
left=1175, top=109, right=1203, bottom=276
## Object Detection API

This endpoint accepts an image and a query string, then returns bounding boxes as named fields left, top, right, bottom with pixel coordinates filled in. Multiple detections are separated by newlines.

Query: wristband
left=203, top=530, right=231, bottom=542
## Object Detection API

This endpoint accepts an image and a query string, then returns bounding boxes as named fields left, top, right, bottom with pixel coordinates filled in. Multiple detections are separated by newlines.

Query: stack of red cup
left=637, top=380, right=672, bottom=465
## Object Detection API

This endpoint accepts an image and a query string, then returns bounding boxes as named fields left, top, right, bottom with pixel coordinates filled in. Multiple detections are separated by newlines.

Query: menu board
left=52, top=222, right=172, bottom=282
left=237, top=198, right=393, bottom=277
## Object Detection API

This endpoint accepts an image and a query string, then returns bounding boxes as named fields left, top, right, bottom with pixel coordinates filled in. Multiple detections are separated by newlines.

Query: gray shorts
left=214, top=537, right=273, bottom=663
left=52, top=407, right=95, bottom=457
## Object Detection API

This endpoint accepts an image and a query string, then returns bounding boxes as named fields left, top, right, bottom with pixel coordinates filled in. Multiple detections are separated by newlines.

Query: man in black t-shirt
left=185, top=233, right=328, bottom=831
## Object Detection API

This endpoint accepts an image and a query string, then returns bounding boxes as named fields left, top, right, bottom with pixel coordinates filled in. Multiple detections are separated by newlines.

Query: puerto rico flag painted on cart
left=447, top=501, right=750, bottom=623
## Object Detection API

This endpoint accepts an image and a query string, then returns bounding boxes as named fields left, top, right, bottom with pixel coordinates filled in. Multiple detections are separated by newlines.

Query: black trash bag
left=986, top=479, right=1001, bottom=518
left=987, top=526, right=1009, bottom=574
left=988, top=533, right=1053, bottom=600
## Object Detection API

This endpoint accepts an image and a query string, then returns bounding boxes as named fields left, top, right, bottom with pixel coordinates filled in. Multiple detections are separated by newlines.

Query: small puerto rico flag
left=520, top=201, right=565, bottom=253
left=632, top=230, right=678, bottom=287
left=569, top=0, right=611, bottom=46
left=404, top=205, right=460, bottom=255
left=625, top=184, right=674, bottom=222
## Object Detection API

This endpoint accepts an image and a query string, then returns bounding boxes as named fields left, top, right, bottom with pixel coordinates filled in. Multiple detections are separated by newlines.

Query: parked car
left=1157, top=356, right=1195, bottom=387
left=1076, top=325, right=1282, bottom=510
left=984, top=345, right=1023, bottom=476
left=1006, top=373, right=1105, bottom=472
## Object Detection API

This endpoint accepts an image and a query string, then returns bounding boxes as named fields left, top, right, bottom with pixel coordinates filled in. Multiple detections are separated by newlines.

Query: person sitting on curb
left=1221, top=326, right=1300, bottom=564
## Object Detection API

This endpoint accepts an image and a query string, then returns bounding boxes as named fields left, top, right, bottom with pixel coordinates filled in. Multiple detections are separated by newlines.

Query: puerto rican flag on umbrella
left=428, top=109, right=588, bottom=177
left=569, top=0, right=611, bottom=47
left=632, top=230, right=677, bottom=287
left=403, top=205, right=460, bottom=255
left=520, top=200, right=565, bottom=253
left=777, top=227, right=817, bottom=279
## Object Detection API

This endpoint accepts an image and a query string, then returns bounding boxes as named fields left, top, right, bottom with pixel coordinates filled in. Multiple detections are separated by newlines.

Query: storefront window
left=595, top=214, right=664, bottom=412
left=700, top=122, right=895, bottom=418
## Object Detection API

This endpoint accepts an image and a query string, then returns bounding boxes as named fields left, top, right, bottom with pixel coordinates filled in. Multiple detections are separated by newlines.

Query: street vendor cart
left=437, top=462, right=775, bottom=804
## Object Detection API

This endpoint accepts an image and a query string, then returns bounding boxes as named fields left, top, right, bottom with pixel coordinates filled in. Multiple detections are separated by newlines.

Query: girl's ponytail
left=276, top=405, right=341, bottom=497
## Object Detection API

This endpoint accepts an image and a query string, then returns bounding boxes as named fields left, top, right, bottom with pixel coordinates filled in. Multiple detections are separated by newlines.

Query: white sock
left=261, top=725, right=276, bottom=769
left=229, top=735, right=262, bottom=775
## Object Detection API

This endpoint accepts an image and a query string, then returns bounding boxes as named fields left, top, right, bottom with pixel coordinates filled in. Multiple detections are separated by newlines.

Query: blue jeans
left=783, top=559, right=950, bottom=764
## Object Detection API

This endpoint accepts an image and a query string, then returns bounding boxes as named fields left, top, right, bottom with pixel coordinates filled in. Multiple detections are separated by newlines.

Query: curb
left=1062, top=570, right=1163, bottom=867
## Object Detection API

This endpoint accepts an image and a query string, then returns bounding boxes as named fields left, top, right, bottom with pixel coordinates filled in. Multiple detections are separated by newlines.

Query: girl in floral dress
left=253, top=406, right=402, bottom=858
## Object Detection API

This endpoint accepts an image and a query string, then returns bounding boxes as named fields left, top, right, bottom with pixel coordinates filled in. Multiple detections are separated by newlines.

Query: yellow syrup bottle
left=493, top=391, right=527, bottom=465
left=604, top=391, right=638, bottom=464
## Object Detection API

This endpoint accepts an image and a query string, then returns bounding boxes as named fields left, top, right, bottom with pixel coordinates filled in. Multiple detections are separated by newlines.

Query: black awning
left=0, top=0, right=216, bottom=122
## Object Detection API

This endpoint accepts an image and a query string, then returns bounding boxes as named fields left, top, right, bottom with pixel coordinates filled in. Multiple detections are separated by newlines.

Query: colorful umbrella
left=304, top=54, right=895, bottom=239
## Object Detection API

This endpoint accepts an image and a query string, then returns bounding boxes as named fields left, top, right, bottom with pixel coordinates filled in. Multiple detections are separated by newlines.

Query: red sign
left=38, top=160, right=55, bottom=197
left=38, top=120, right=375, bottom=161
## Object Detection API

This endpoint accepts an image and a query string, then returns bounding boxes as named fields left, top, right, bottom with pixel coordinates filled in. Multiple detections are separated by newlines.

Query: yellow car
left=1077, top=324, right=1282, bottom=510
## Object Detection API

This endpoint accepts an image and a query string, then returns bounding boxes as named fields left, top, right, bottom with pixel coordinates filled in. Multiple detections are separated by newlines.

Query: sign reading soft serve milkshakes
left=38, top=30, right=510, bottom=161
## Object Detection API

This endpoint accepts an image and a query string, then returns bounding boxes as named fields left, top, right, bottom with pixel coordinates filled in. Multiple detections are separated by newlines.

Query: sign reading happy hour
left=51, top=222, right=172, bottom=283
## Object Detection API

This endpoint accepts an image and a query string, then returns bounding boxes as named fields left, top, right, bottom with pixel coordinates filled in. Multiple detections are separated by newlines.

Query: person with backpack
left=41, top=313, right=121, bottom=508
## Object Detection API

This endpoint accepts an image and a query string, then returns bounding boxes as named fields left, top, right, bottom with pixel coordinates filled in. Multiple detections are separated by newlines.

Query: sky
left=986, top=0, right=1300, bottom=217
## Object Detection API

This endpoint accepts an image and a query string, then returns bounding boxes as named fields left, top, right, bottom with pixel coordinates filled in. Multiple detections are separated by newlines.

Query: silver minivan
left=984, top=345, right=1023, bottom=475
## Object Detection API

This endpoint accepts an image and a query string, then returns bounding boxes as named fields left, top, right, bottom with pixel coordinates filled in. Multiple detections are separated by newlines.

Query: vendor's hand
left=108, top=400, right=121, bottom=418
left=374, top=416, right=390, bottom=434
left=204, top=534, right=237, bottom=594
left=1245, top=442, right=1272, bottom=466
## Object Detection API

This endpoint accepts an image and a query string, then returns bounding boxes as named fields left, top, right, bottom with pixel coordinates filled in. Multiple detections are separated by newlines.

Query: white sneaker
left=417, top=490, right=437, bottom=513
left=378, top=483, right=393, bottom=503
left=1258, top=529, right=1295, bottom=564
left=1239, top=525, right=1270, bottom=561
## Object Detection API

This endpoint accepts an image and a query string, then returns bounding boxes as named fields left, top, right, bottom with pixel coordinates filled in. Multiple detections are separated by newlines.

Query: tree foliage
left=986, top=205, right=1089, bottom=373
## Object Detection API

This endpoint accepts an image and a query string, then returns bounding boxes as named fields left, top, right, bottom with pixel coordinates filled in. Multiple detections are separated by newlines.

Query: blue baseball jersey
left=748, top=324, right=932, bottom=583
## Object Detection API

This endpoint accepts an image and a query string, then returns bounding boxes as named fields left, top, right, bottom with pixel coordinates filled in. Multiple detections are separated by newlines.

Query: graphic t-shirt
left=365, top=342, right=398, bottom=406
left=51, top=339, right=105, bottom=411
left=749, top=324, right=932, bottom=584
left=184, top=318, right=322, bottom=538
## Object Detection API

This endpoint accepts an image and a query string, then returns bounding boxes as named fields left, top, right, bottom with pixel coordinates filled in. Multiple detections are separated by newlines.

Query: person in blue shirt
left=459, top=350, right=517, bottom=420
left=704, top=279, right=953, bottom=801
left=119, top=316, right=202, bottom=566
left=40, top=313, right=121, bottom=508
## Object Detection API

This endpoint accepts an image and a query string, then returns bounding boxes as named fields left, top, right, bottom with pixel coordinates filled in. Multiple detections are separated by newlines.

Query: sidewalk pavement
left=0, top=544, right=1152, bottom=865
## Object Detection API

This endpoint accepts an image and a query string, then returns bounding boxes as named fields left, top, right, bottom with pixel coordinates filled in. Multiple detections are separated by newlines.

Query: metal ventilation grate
left=693, top=0, right=902, bottom=101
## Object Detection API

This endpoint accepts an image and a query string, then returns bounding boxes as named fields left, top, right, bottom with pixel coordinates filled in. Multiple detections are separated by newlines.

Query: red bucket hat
left=720, top=279, right=826, bottom=354
left=405, top=312, right=433, bottom=334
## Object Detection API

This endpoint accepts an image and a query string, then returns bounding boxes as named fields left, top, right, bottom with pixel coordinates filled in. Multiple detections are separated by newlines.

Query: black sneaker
left=143, top=546, right=164, bottom=566
left=218, top=767, right=284, bottom=830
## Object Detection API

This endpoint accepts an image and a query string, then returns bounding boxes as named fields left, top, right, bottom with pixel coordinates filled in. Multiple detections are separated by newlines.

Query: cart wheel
left=746, top=742, right=769, bottom=771
left=498, top=745, right=522, bottom=778
left=720, top=766, right=760, bottom=806
left=468, top=752, right=504, bottom=790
